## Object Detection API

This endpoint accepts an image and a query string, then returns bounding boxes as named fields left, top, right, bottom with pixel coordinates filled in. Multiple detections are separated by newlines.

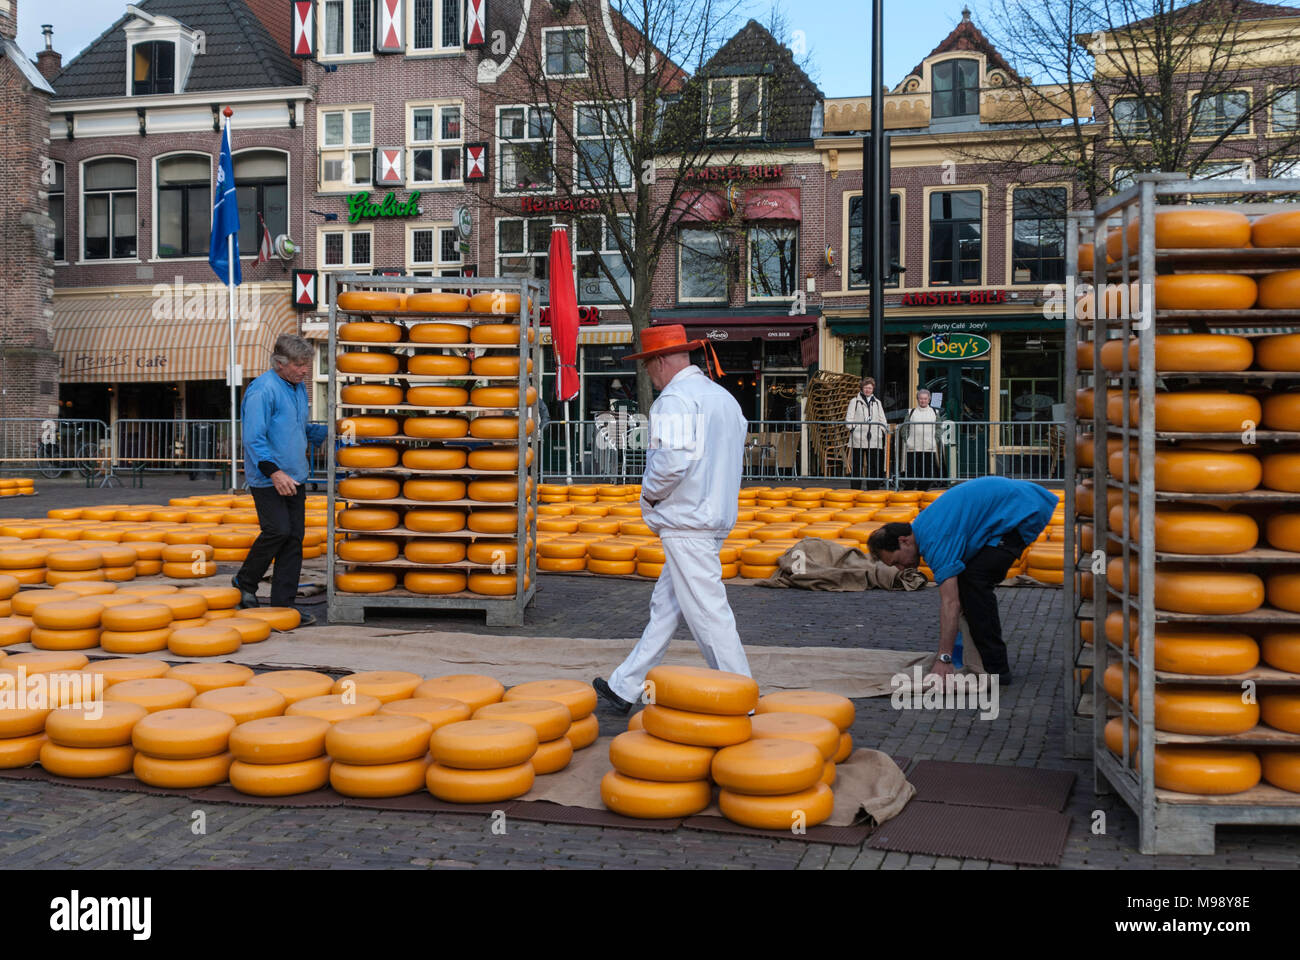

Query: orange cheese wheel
left=833, top=732, right=853, bottom=764
left=588, top=540, right=638, bottom=562
left=337, top=291, right=405, bottom=313
left=472, top=355, right=532, bottom=376
left=467, top=447, right=531, bottom=471
left=335, top=570, right=400, bottom=594
left=1262, top=453, right=1300, bottom=492
left=163, top=662, right=254, bottom=695
left=228, top=755, right=332, bottom=796
left=608, top=730, right=715, bottom=781
left=469, top=291, right=523, bottom=315
left=191, top=686, right=287, bottom=724
left=504, top=679, right=596, bottom=720
left=466, top=510, right=518, bottom=534
left=1267, top=572, right=1300, bottom=612
left=0, top=731, right=46, bottom=767
left=29, top=626, right=101, bottom=651
left=470, top=323, right=522, bottom=346
left=1260, top=692, right=1300, bottom=734
left=11, top=589, right=78, bottom=617
left=588, top=559, right=636, bottom=575
left=1252, top=209, right=1300, bottom=247
left=103, top=678, right=197, bottom=713
left=470, top=386, right=537, bottom=408
left=1258, top=270, right=1300, bottom=309
left=469, top=417, right=534, bottom=441
left=408, top=322, right=469, bottom=343
left=1154, top=274, right=1257, bottom=310
left=414, top=674, right=505, bottom=711
left=1102, top=335, right=1253, bottom=373
left=1153, top=686, right=1259, bottom=735
left=1266, top=513, right=1300, bottom=553
left=408, top=291, right=471, bottom=314
left=44, top=701, right=147, bottom=748
left=331, top=670, right=423, bottom=704
left=341, top=383, right=403, bottom=407
left=285, top=694, right=382, bottom=724
left=338, top=477, right=401, bottom=501
left=406, top=508, right=466, bottom=533
left=1110, top=506, right=1257, bottom=555
left=1105, top=391, right=1260, bottom=433
left=644, top=665, right=759, bottom=716
left=31, top=600, right=105, bottom=630
left=4, top=651, right=90, bottom=675
left=133, top=750, right=233, bottom=788
left=46, top=550, right=102, bottom=572
left=408, top=353, right=471, bottom=376
left=229, top=715, right=331, bottom=764
left=468, top=480, right=519, bottom=502
left=530, top=734, right=573, bottom=774
left=153, top=595, right=207, bottom=623
left=718, top=782, right=834, bottom=830
left=160, top=543, right=214, bottom=564
left=219, top=618, right=272, bottom=645
left=403, top=539, right=466, bottom=565
left=340, top=416, right=400, bottom=438
left=474, top=699, right=571, bottom=742
left=404, top=416, right=469, bottom=439
left=641, top=703, right=751, bottom=747
left=236, top=607, right=302, bottom=632
left=379, top=697, right=473, bottom=731
left=539, top=556, right=585, bottom=572
left=1261, top=751, right=1300, bottom=793
left=749, top=711, right=840, bottom=760
left=168, top=625, right=242, bottom=657
left=403, top=478, right=466, bottom=501
left=469, top=574, right=522, bottom=598
left=711, top=738, right=825, bottom=796
left=430, top=718, right=538, bottom=769
left=404, top=571, right=468, bottom=594
left=244, top=670, right=335, bottom=706
left=338, top=445, right=400, bottom=469
left=1106, top=559, right=1264, bottom=614
left=600, top=770, right=711, bottom=818
left=339, top=508, right=401, bottom=531
left=1109, top=449, right=1260, bottom=493
left=738, top=563, right=776, bottom=579
left=329, top=755, right=431, bottom=797
left=1025, top=547, right=1064, bottom=570
left=755, top=690, right=855, bottom=731
left=1262, top=393, right=1300, bottom=431
left=1260, top=633, right=1300, bottom=673
left=100, top=628, right=171, bottom=654
left=1076, top=388, right=1094, bottom=419
left=337, top=352, right=401, bottom=374
left=326, top=715, right=434, bottom=764
left=40, top=742, right=136, bottom=778
left=80, top=658, right=170, bottom=689
left=132, top=707, right=237, bottom=760
left=1142, top=209, right=1252, bottom=249
left=1027, top=567, right=1064, bottom=584
left=339, top=321, right=402, bottom=343
left=1153, top=747, right=1260, bottom=795
left=400, top=448, right=468, bottom=471
left=567, top=713, right=599, bottom=750
left=426, top=759, right=534, bottom=802
left=338, top=539, right=399, bottom=563
left=406, top=385, right=470, bottom=407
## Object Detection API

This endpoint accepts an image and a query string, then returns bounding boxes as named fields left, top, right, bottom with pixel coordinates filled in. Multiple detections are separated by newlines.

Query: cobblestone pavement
left=2, top=480, right=1297, bottom=869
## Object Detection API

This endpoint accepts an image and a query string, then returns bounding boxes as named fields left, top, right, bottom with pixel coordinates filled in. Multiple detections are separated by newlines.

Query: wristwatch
left=937, top=653, right=953, bottom=664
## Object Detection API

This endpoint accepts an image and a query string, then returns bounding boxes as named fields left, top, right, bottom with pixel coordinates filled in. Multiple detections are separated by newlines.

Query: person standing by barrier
left=845, top=376, right=888, bottom=490
left=232, top=334, right=327, bottom=625
left=900, top=388, right=942, bottom=490
left=594, top=325, right=750, bottom=713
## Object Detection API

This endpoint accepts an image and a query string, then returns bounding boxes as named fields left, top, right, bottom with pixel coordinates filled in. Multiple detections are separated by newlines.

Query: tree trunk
left=630, top=263, right=654, bottom=414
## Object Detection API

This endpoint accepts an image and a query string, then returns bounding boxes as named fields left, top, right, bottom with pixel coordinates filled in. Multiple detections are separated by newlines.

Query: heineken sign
left=917, top=333, right=991, bottom=360
left=347, top=191, right=422, bottom=225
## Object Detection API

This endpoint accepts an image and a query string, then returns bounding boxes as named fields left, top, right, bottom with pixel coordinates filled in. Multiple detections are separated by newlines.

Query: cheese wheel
left=472, top=355, right=532, bottom=376
left=469, top=291, right=523, bottom=315
left=755, top=691, right=855, bottom=731
left=1260, top=633, right=1300, bottom=673
left=467, top=510, right=518, bottom=534
left=711, top=739, right=825, bottom=796
left=404, top=571, right=469, bottom=594
left=398, top=448, right=466, bottom=472
left=539, top=556, right=585, bottom=572
left=1109, top=449, right=1260, bottom=493
left=378, top=697, right=473, bottom=731
left=468, top=480, right=519, bottom=503
left=608, top=730, right=715, bottom=781
left=160, top=543, right=214, bottom=564
left=1263, top=453, right=1300, bottom=492
left=1106, top=559, right=1264, bottom=614
left=404, top=416, right=469, bottom=439
left=1154, top=274, right=1257, bottom=310
left=1106, top=391, right=1261, bottom=433
left=408, top=353, right=471, bottom=376
left=1025, top=547, right=1064, bottom=570
left=331, top=670, right=423, bottom=704
left=243, top=671, right=336, bottom=708
left=566, top=713, right=600, bottom=750
left=470, top=323, right=522, bottom=346
left=235, top=607, right=302, bottom=632
left=717, top=782, right=834, bottom=830
left=1267, top=572, right=1300, bottom=612
left=1258, top=270, right=1300, bottom=309
left=337, top=539, right=399, bottom=563
left=474, top=699, right=571, bottom=742
left=285, top=694, right=382, bottom=723
left=39, top=741, right=135, bottom=778
left=339, top=508, right=401, bottom=531
left=80, top=658, right=170, bottom=689
left=403, top=478, right=466, bottom=501
left=229, top=755, right=332, bottom=796
left=326, top=715, right=434, bottom=765
left=430, top=718, right=538, bottom=769
left=337, top=290, right=405, bottom=313
left=336, top=352, right=400, bottom=374
left=229, top=715, right=331, bottom=764
left=402, top=540, right=466, bottom=565
left=644, top=665, right=759, bottom=716
left=749, top=711, right=841, bottom=760
left=642, top=703, right=751, bottom=747
left=467, top=447, right=531, bottom=472
left=504, top=679, right=597, bottom=721
left=133, top=750, right=233, bottom=788
left=588, top=541, right=638, bottom=562
left=1140, top=209, right=1252, bottom=249
left=44, top=701, right=146, bottom=748
left=408, top=291, right=471, bottom=315
left=340, top=416, right=401, bottom=439
left=1153, top=747, right=1260, bottom=795
left=414, top=674, right=505, bottom=711
left=151, top=594, right=206, bottom=622
left=168, top=625, right=242, bottom=657
left=338, top=445, right=400, bottom=469
left=1102, top=334, right=1254, bottom=373
left=1259, top=691, right=1300, bottom=734
left=1260, top=751, right=1300, bottom=793
left=100, top=628, right=172, bottom=654
left=738, top=563, right=776, bottom=579
left=339, top=321, right=403, bottom=344
left=132, top=708, right=237, bottom=760
left=467, top=541, right=519, bottom=565
left=470, top=386, right=537, bottom=408
left=4, top=650, right=89, bottom=674
left=0, top=616, right=34, bottom=647
left=341, top=383, right=404, bottom=407
left=1153, top=687, right=1259, bottom=735
left=11, top=589, right=78, bottom=617
left=1252, top=209, right=1300, bottom=247
left=1110, top=506, right=1258, bottom=555
left=426, top=759, right=534, bottom=802
left=0, top=731, right=46, bottom=768
left=529, top=734, right=573, bottom=774
left=1109, top=624, right=1259, bottom=676
left=31, top=600, right=105, bottom=631
left=338, top=477, right=401, bottom=501
left=46, top=550, right=102, bottom=572
left=56, top=582, right=116, bottom=600
left=1262, top=393, right=1300, bottom=432
left=540, top=540, right=586, bottom=560
left=1076, top=388, right=1095, bottom=419
left=113, top=584, right=177, bottom=599
left=600, top=770, right=711, bottom=818
left=406, top=385, right=470, bottom=407
left=404, top=508, right=466, bottom=533
left=188, top=686, right=285, bottom=725
left=833, top=732, right=853, bottom=764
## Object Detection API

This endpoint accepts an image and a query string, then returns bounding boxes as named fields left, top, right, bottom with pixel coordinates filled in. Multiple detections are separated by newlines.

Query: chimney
left=36, top=24, right=61, bottom=82
left=0, top=1, right=16, bottom=41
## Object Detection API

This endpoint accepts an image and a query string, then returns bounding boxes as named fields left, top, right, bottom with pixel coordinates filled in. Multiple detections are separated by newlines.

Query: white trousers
left=608, top=536, right=752, bottom=703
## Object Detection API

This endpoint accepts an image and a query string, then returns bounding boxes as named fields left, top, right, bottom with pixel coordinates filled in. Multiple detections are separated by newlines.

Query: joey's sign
left=917, top=333, right=991, bottom=360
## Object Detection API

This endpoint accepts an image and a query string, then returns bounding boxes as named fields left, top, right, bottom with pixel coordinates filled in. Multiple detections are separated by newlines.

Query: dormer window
left=708, top=77, right=763, bottom=139
left=133, top=41, right=175, bottom=96
left=932, top=58, right=979, bottom=119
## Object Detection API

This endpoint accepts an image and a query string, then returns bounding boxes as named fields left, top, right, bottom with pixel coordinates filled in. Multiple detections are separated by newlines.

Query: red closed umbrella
left=548, top=224, right=580, bottom=482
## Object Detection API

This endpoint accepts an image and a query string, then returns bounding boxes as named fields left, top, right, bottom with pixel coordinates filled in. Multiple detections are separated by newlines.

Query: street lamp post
left=868, top=0, right=886, bottom=392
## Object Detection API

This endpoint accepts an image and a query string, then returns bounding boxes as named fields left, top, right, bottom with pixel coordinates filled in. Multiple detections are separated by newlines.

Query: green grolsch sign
left=916, top=333, right=991, bottom=360
left=347, top=191, right=421, bottom=225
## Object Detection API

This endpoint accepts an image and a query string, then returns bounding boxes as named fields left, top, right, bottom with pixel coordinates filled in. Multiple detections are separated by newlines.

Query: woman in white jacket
left=900, top=388, right=943, bottom=490
left=845, top=376, right=888, bottom=489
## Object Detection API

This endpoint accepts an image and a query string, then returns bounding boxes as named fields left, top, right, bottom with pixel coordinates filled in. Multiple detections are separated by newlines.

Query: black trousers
left=956, top=531, right=1025, bottom=676
left=904, top=451, right=938, bottom=490
left=850, top=447, right=884, bottom=490
left=237, top=485, right=306, bottom=608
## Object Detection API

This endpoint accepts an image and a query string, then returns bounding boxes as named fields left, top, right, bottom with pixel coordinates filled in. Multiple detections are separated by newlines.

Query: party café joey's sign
left=916, top=333, right=991, bottom=360
left=347, top=191, right=422, bottom=224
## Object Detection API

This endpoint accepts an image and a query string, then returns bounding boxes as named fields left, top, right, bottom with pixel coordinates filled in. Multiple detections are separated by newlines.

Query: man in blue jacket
left=232, top=334, right=328, bottom=624
left=867, top=476, right=1057, bottom=685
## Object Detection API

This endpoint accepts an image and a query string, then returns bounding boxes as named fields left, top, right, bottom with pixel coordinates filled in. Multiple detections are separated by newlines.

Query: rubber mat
left=866, top=800, right=1070, bottom=866
left=906, top=760, right=1075, bottom=811
left=503, top=800, right=683, bottom=832
left=192, top=785, right=343, bottom=807
left=681, top=816, right=870, bottom=847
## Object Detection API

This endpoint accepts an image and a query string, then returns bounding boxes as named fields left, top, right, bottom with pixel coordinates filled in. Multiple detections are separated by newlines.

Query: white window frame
left=318, top=0, right=373, bottom=60
left=541, top=26, right=588, bottom=78
left=153, top=151, right=213, bottom=262
left=79, top=156, right=139, bottom=264
left=409, top=0, right=462, bottom=53
left=573, top=102, right=634, bottom=192
left=496, top=216, right=552, bottom=288
left=317, top=226, right=374, bottom=311
left=575, top=214, right=634, bottom=305
left=707, top=76, right=764, bottom=139
left=232, top=148, right=291, bottom=263
left=1270, top=87, right=1300, bottom=135
left=319, top=105, right=374, bottom=192
left=50, top=160, right=66, bottom=264
left=408, top=101, right=464, bottom=187
left=496, top=105, right=556, bottom=195
left=1190, top=89, right=1253, bottom=139
left=409, top=223, right=463, bottom=276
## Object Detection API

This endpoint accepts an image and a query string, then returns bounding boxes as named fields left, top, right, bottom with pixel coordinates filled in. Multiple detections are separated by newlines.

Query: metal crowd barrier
left=0, top=418, right=111, bottom=479
left=113, top=419, right=239, bottom=481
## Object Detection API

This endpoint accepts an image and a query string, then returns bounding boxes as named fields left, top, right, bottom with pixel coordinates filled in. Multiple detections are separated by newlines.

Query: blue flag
left=209, top=123, right=242, bottom=286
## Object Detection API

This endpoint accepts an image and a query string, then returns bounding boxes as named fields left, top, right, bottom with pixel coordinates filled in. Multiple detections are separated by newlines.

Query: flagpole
left=225, top=106, right=238, bottom=494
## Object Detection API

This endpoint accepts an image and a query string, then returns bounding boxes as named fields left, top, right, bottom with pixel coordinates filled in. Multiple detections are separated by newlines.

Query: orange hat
left=625, top=324, right=707, bottom=362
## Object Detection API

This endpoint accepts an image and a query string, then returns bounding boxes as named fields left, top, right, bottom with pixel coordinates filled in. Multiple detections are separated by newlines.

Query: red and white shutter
left=293, top=271, right=318, bottom=310
left=465, top=0, right=487, bottom=47
left=464, top=143, right=488, bottom=181
left=379, top=148, right=404, bottom=185
left=377, top=0, right=404, bottom=53
left=291, top=0, right=315, bottom=58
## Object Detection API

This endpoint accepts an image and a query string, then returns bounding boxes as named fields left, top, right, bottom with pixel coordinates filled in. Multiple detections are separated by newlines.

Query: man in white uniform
left=594, top=325, right=750, bottom=713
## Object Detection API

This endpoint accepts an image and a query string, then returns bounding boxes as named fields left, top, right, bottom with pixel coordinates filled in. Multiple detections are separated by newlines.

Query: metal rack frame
left=325, top=274, right=542, bottom=626
left=1067, top=173, right=1300, bottom=853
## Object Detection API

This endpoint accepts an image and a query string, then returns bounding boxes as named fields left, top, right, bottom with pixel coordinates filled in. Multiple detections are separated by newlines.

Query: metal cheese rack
left=1064, top=172, right=1300, bottom=853
left=325, top=274, right=542, bottom=626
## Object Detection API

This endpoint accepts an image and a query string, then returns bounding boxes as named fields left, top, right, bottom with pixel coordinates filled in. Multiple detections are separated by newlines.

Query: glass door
left=918, top=360, right=990, bottom=480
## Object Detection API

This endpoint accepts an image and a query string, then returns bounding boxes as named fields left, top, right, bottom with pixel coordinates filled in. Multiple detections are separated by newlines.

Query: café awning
left=671, top=190, right=729, bottom=223
left=54, top=286, right=297, bottom=384
left=744, top=188, right=801, bottom=221
left=652, top=313, right=816, bottom=342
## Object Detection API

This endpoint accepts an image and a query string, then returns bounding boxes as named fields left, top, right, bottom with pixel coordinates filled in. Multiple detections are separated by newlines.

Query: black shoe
left=295, top=609, right=318, bottom=628
left=232, top=576, right=259, bottom=610
left=997, top=671, right=1014, bottom=687
left=593, top=677, right=633, bottom=715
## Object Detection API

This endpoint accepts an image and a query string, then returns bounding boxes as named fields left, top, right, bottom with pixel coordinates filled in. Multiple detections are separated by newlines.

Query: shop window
left=49, top=161, right=65, bottom=262
left=320, top=107, right=373, bottom=190
left=928, top=190, right=981, bottom=285
left=748, top=226, right=798, bottom=300
left=842, top=336, right=911, bottom=417
left=575, top=103, right=632, bottom=190
left=707, top=77, right=763, bottom=139
left=848, top=193, right=901, bottom=288
left=1000, top=332, right=1064, bottom=422
left=411, top=103, right=462, bottom=185
left=1112, top=98, right=1159, bottom=138
left=583, top=343, right=638, bottom=419
left=411, top=225, right=462, bottom=275
left=132, top=41, right=174, bottom=96
left=234, top=151, right=288, bottom=258
left=1011, top=187, right=1066, bottom=284
left=412, top=0, right=461, bottom=50
left=157, top=154, right=211, bottom=259
left=498, top=217, right=551, bottom=299
left=931, top=59, right=978, bottom=119
left=577, top=215, right=633, bottom=304
left=498, top=106, right=554, bottom=193
left=1192, top=90, right=1251, bottom=137
left=83, top=158, right=137, bottom=261
left=678, top=229, right=727, bottom=303
left=1274, top=89, right=1300, bottom=133
left=543, top=27, right=587, bottom=77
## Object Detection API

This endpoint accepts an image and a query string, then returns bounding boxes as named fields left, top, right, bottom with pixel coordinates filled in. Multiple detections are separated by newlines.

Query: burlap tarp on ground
left=756, top=538, right=928, bottom=592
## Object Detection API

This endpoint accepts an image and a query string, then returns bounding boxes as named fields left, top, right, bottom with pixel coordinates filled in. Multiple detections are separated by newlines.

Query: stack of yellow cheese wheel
left=504, top=679, right=600, bottom=755
left=474, top=697, right=574, bottom=775
left=326, top=714, right=436, bottom=797
left=755, top=690, right=856, bottom=771
left=229, top=715, right=332, bottom=797
left=427, top=718, right=539, bottom=803
left=40, top=701, right=147, bottom=778
left=0, top=478, right=36, bottom=497
left=130, top=707, right=236, bottom=788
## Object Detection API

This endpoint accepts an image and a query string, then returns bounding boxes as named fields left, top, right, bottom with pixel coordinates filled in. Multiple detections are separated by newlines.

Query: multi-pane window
left=575, top=104, right=632, bottom=190
left=235, top=151, right=288, bottom=256
left=411, top=103, right=463, bottom=185
left=1192, top=91, right=1251, bottom=137
left=848, top=193, right=901, bottom=288
left=411, top=226, right=463, bottom=275
left=321, top=107, right=373, bottom=189
left=157, top=155, right=211, bottom=259
left=748, top=226, right=798, bottom=299
left=498, top=106, right=554, bottom=193
left=1011, top=187, right=1066, bottom=284
left=321, top=0, right=372, bottom=56
left=707, top=77, right=763, bottom=138
left=1274, top=89, right=1300, bottom=133
left=324, top=0, right=344, bottom=55
left=679, top=230, right=727, bottom=302
left=132, top=41, right=174, bottom=95
left=1112, top=98, right=1160, bottom=138
left=928, top=190, right=981, bottom=285
left=498, top=218, right=551, bottom=298
left=353, top=0, right=372, bottom=54
left=49, top=162, right=65, bottom=262
left=931, top=59, right=979, bottom=119
left=83, top=158, right=137, bottom=260
left=412, top=0, right=461, bottom=50
left=543, top=27, right=587, bottom=76
left=318, top=229, right=371, bottom=308
left=576, top=216, right=633, bottom=304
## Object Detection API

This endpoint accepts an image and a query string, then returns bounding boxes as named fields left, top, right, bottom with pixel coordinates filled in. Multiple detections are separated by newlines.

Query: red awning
left=743, top=188, right=801, bottom=221
left=672, top=190, right=728, bottom=223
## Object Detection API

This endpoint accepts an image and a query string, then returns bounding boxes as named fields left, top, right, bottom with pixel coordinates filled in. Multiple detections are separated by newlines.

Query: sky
left=18, top=0, right=970, bottom=98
